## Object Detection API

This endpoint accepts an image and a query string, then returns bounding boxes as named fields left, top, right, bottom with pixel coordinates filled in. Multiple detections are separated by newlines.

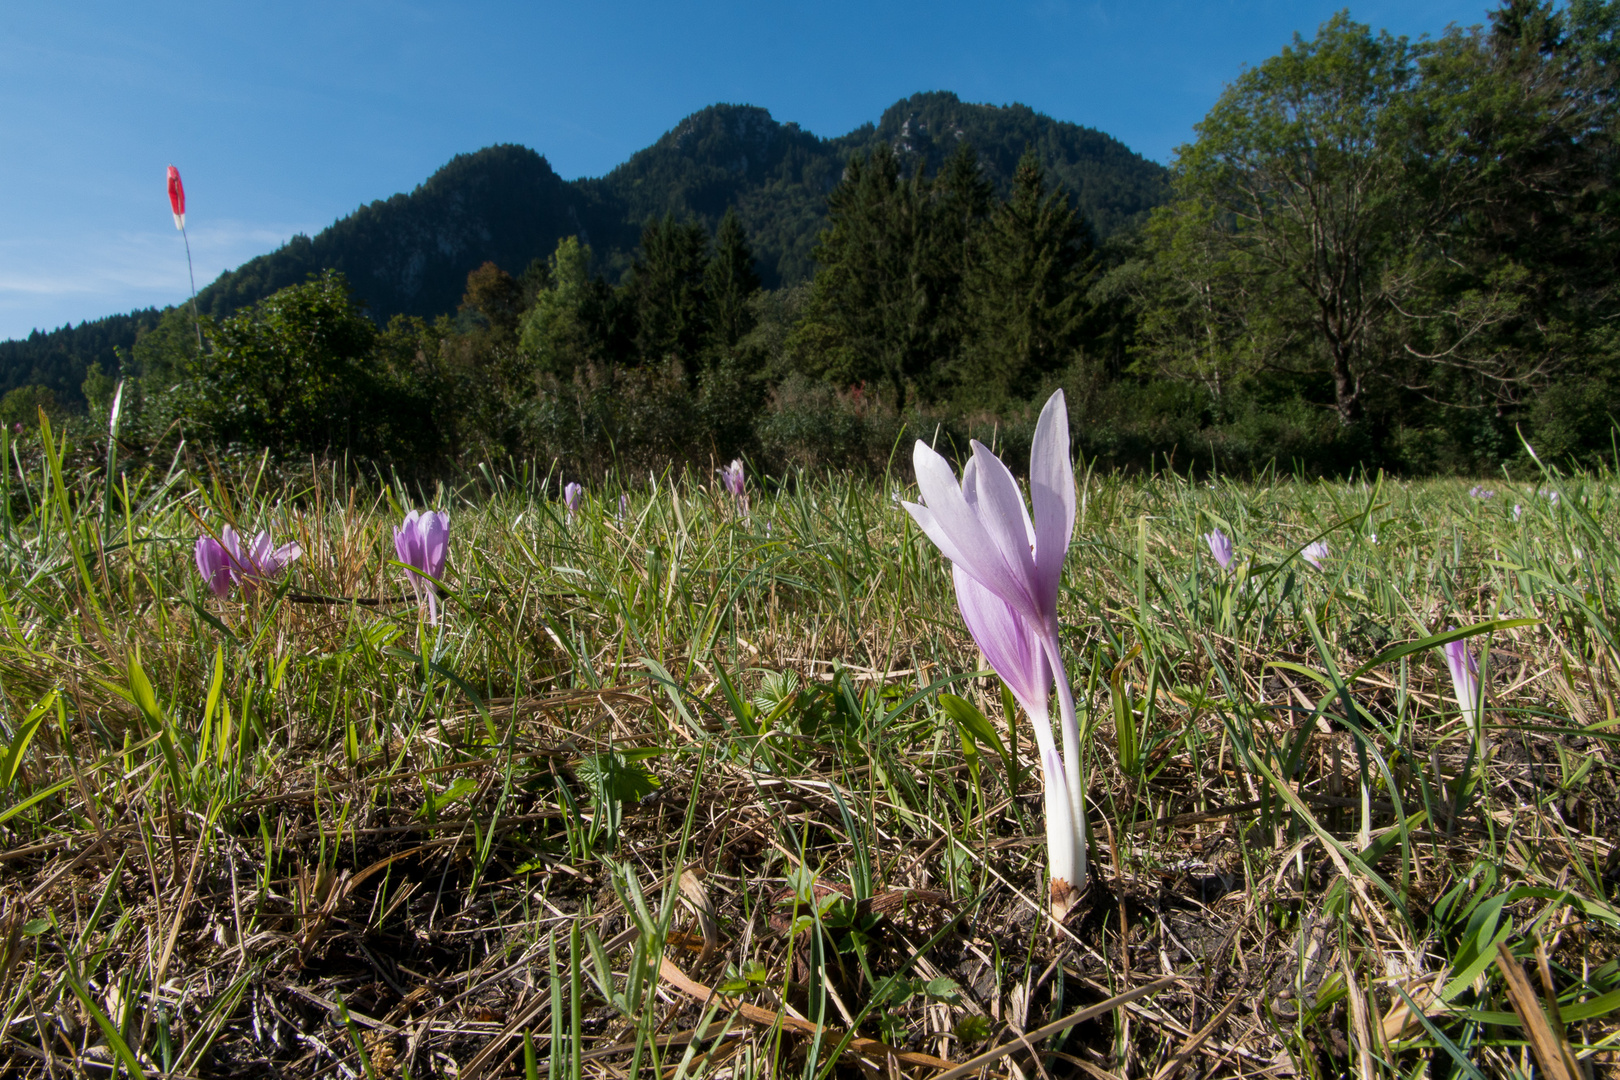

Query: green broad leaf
left=1454, top=989, right=1620, bottom=1027
left=417, top=776, right=479, bottom=817
left=956, top=1015, right=992, bottom=1043
left=0, top=778, right=74, bottom=824
left=576, top=751, right=659, bottom=805
left=21, top=917, right=51, bottom=936
left=127, top=652, right=165, bottom=729
left=938, top=693, right=1009, bottom=763
left=2, top=688, right=56, bottom=787
left=1441, top=893, right=1515, bottom=1002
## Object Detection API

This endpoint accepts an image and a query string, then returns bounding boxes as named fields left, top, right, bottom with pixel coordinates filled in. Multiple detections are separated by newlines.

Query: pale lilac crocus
left=196, top=525, right=301, bottom=598
left=1442, top=634, right=1480, bottom=722
left=720, top=459, right=749, bottom=519
left=564, top=482, right=583, bottom=521
left=1302, top=540, right=1329, bottom=570
left=617, top=493, right=630, bottom=521
left=222, top=526, right=302, bottom=589
left=1513, top=504, right=1523, bottom=521
left=195, top=535, right=233, bottom=598
left=1469, top=486, right=1495, bottom=500
left=720, top=459, right=745, bottom=498
left=903, top=389, right=1086, bottom=917
left=1204, top=528, right=1234, bottom=571
left=394, top=510, right=450, bottom=624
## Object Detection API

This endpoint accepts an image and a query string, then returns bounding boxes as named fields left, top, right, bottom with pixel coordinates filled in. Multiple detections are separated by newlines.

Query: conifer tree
left=704, top=209, right=762, bottom=351
left=797, top=144, right=961, bottom=407
left=961, top=148, right=1094, bottom=403
left=627, top=214, right=709, bottom=371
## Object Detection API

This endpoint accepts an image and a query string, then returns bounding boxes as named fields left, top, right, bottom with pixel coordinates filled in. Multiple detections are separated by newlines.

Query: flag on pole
left=167, top=165, right=186, bottom=230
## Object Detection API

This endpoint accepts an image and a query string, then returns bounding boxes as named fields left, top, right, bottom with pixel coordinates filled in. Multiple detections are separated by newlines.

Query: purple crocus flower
left=1442, top=635, right=1480, bottom=720
left=719, top=459, right=749, bottom=519
left=1513, top=504, right=1523, bottom=521
left=720, top=459, right=745, bottom=497
left=394, top=510, right=450, bottom=623
left=222, top=526, right=302, bottom=589
left=195, top=535, right=234, bottom=598
left=902, top=389, right=1086, bottom=917
left=1203, top=528, right=1234, bottom=571
left=196, top=525, right=301, bottom=598
left=617, top=493, right=630, bottom=521
left=1302, top=540, right=1329, bottom=570
left=563, top=482, right=583, bottom=521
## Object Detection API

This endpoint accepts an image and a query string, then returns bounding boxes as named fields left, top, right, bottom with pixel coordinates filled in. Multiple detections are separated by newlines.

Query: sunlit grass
left=2, top=417, right=1618, bottom=1077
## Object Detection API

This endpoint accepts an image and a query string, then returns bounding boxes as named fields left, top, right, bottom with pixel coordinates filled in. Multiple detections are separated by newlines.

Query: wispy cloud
left=0, top=220, right=311, bottom=339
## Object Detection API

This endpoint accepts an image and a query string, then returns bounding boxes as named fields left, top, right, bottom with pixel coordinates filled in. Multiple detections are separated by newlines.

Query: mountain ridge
left=1, top=91, right=1169, bottom=404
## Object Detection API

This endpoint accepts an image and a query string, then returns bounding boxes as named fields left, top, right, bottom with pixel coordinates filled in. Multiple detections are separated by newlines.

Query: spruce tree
left=626, top=214, right=710, bottom=371
left=797, top=144, right=961, bottom=407
left=704, top=209, right=762, bottom=351
left=961, top=148, right=1094, bottom=404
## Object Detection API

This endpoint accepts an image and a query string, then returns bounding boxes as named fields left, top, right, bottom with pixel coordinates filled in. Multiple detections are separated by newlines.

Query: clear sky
left=1, top=0, right=1492, bottom=342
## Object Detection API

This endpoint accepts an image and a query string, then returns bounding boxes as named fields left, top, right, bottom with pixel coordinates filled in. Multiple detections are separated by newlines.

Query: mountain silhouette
left=2, top=91, right=1168, bottom=403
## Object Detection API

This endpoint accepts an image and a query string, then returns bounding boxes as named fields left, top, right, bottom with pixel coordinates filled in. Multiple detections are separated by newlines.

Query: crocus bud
left=564, top=482, right=583, bottom=520
left=1203, top=528, right=1233, bottom=571
left=1442, top=636, right=1479, bottom=719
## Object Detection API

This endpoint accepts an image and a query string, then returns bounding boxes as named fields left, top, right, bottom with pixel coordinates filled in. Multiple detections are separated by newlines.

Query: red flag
left=167, top=165, right=186, bottom=230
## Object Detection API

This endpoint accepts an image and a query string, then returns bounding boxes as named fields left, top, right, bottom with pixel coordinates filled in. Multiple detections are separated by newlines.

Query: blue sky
left=1, top=0, right=1490, bottom=342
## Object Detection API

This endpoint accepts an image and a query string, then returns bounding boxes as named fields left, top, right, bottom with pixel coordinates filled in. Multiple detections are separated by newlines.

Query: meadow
left=1, top=416, right=1618, bottom=1079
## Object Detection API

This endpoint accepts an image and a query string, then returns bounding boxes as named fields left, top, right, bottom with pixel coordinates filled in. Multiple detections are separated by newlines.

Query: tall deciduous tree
left=1146, top=14, right=1419, bottom=426
left=519, top=236, right=613, bottom=380
left=460, top=262, right=525, bottom=342
left=195, top=271, right=400, bottom=455
left=1395, top=0, right=1620, bottom=417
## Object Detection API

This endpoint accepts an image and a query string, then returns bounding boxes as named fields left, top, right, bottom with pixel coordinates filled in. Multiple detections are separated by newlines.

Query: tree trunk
left=1330, top=342, right=1361, bottom=425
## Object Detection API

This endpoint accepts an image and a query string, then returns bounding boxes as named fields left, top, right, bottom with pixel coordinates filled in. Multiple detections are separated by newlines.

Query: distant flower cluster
left=196, top=511, right=449, bottom=624
left=1469, top=486, right=1495, bottom=500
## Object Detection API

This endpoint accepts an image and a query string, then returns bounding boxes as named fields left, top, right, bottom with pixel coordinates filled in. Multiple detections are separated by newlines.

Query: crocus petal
left=271, top=542, right=303, bottom=575
left=966, top=440, right=1040, bottom=604
left=395, top=516, right=423, bottom=598
left=1444, top=639, right=1479, bottom=717
left=954, top=566, right=1049, bottom=720
left=910, top=443, right=1037, bottom=624
left=421, top=511, right=449, bottom=581
left=195, top=537, right=232, bottom=599
left=1028, top=390, right=1075, bottom=615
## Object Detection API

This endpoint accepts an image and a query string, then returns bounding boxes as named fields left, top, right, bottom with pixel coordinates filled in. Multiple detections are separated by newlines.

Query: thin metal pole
left=181, top=225, right=202, bottom=351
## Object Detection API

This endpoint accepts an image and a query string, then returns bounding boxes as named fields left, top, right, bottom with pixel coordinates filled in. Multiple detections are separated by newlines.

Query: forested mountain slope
left=1, top=92, right=1165, bottom=403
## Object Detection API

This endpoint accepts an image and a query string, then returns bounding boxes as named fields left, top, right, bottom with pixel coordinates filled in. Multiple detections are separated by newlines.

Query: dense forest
left=5, top=0, right=1617, bottom=477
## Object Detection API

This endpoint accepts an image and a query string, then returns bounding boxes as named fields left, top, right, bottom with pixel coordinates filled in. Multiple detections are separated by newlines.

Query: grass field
left=3, top=417, right=1620, bottom=1079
